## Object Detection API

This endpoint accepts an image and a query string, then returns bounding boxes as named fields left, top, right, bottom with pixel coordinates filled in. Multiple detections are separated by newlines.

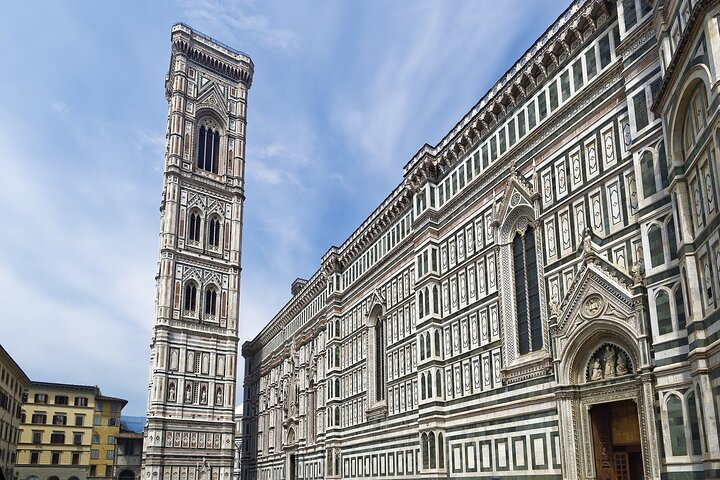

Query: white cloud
left=178, top=0, right=302, bottom=53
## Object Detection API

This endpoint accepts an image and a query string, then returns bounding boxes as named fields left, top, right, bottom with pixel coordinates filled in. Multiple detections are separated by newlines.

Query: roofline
left=0, top=344, right=30, bottom=384
left=30, top=381, right=100, bottom=393
left=96, top=394, right=129, bottom=406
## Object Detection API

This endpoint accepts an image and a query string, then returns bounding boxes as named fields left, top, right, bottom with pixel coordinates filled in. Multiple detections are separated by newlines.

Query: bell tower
left=142, top=23, right=253, bottom=480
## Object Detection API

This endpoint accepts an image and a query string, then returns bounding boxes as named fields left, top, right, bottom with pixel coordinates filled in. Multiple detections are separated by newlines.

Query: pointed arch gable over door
left=550, top=239, right=661, bottom=479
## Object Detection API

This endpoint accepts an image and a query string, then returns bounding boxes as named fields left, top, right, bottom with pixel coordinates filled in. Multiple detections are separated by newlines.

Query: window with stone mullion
left=514, top=227, right=542, bottom=355
left=514, top=234, right=530, bottom=354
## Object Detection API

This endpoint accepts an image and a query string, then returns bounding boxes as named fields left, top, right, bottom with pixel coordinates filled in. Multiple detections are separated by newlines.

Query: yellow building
left=0, top=345, right=30, bottom=480
left=88, top=396, right=126, bottom=480
left=15, top=383, right=126, bottom=480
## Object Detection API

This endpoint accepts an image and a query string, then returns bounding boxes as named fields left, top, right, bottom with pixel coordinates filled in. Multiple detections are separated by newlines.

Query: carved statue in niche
left=185, top=383, right=192, bottom=402
left=216, top=386, right=223, bottom=405
left=200, top=385, right=208, bottom=404
left=168, top=381, right=177, bottom=401
left=587, top=344, right=632, bottom=382
left=170, top=349, right=179, bottom=370
left=590, top=358, right=603, bottom=381
left=616, top=352, right=628, bottom=376
left=604, top=346, right=616, bottom=378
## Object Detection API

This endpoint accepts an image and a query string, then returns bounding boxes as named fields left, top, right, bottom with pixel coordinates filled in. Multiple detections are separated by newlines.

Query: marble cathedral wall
left=241, top=1, right=720, bottom=479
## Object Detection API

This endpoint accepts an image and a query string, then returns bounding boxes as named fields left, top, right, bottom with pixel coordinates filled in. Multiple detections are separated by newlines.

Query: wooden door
left=591, top=404, right=617, bottom=480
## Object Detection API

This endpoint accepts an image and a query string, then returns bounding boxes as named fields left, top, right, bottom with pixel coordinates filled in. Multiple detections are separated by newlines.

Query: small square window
left=106, top=450, right=114, bottom=460
left=34, top=394, right=47, bottom=404
left=92, top=435, right=100, bottom=444
left=30, top=452, right=39, bottom=464
left=91, top=449, right=99, bottom=459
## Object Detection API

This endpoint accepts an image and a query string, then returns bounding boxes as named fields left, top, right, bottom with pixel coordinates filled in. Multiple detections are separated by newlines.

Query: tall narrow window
left=184, top=283, right=197, bottom=313
left=429, top=432, right=437, bottom=468
left=205, top=287, right=217, bottom=316
left=667, top=395, right=687, bottom=455
left=208, top=217, right=221, bottom=249
left=514, top=226, right=542, bottom=355
left=375, top=317, right=385, bottom=401
left=197, top=122, right=221, bottom=174
left=188, top=212, right=201, bottom=243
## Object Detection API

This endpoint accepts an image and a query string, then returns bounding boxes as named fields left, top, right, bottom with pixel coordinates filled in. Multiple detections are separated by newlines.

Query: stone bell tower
left=142, top=23, right=253, bottom=480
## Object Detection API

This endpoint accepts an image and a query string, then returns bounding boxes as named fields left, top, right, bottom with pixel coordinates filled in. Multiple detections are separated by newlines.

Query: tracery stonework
left=239, top=1, right=720, bottom=479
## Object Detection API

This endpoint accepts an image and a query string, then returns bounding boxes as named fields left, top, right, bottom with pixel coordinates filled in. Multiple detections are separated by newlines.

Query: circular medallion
left=582, top=294, right=604, bottom=318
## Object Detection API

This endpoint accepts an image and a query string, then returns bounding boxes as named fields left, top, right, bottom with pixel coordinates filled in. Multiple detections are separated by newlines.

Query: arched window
left=188, top=211, right=202, bottom=243
left=419, top=337, right=425, bottom=361
left=434, top=331, right=441, bottom=358
left=184, top=282, right=197, bottom=313
left=675, top=286, right=686, bottom=330
left=375, top=315, right=385, bottom=401
left=334, top=379, right=340, bottom=399
left=435, top=370, right=442, bottom=397
left=647, top=224, right=664, bottom=267
left=429, top=432, right=437, bottom=468
left=427, top=372, right=433, bottom=397
left=686, top=391, right=702, bottom=455
left=334, top=346, right=340, bottom=368
left=420, top=377, right=426, bottom=399
left=421, top=433, right=429, bottom=469
left=513, top=226, right=542, bottom=354
left=640, top=151, right=656, bottom=198
left=424, top=287, right=430, bottom=315
left=655, top=290, right=672, bottom=335
left=433, top=285, right=439, bottom=314
left=425, top=333, right=431, bottom=359
left=667, top=394, right=687, bottom=456
left=682, top=84, right=708, bottom=156
left=204, top=287, right=218, bottom=316
left=197, top=123, right=221, bottom=173
left=334, top=407, right=340, bottom=426
left=418, top=290, right=425, bottom=318
left=208, top=217, right=221, bottom=249
left=438, top=433, right=445, bottom=468
left=666, top=216, right=677, bottom=260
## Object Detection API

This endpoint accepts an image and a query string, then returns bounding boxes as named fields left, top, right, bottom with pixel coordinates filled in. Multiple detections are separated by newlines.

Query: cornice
left=171, top=23, right=254, bottom=88
left=402, top=0, right=613, bottom=184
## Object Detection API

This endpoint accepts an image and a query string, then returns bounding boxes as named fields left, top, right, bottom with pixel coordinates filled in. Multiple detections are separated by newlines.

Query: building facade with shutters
left=15, top=383, right=127, bottom=480
left=0, top=345, right=30, bottom=480
left=240, top=0, right=720, bottom=479
left=140, top=23, right=253, bottom=480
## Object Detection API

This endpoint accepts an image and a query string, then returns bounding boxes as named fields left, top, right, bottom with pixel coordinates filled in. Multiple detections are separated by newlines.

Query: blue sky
left=0, top=0, right=568, bottom=415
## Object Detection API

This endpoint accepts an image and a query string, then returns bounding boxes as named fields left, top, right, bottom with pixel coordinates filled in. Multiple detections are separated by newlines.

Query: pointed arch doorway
left=550, top=242, right=661, bottom=479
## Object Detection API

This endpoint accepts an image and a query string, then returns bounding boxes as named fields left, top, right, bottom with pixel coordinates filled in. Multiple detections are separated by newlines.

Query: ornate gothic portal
left=550, top=235, right=661, bottom=480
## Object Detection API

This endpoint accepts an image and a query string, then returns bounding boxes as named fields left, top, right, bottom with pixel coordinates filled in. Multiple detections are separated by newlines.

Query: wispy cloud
left=178, top=0, right=302, bottom=53
left=0, top=0, right=569, bottom=416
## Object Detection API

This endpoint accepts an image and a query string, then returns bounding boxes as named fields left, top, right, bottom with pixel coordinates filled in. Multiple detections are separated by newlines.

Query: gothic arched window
left=514, top=226, right=542, bottom=355
left=208, top=216, right=221, bottom=249
left=375, top=315, right=385, bottom=401
left=682, top=84, right=708, bottom=157
left=197, top=123, right=220, bottom=173
left=184, top=282, right=197, bottom=314
left=204, top=287, right=218, bottom=316
left=188, top=211, right=202, bottom=243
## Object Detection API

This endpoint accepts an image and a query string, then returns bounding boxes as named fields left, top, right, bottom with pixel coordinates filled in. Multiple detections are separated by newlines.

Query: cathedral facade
left=141, top=24, right=253, bottom=480
left=240, top=1, right=720, bottom=479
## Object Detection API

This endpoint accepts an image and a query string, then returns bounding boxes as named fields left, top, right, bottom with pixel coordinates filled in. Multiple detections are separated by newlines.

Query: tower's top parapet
left=170, top=22, right=254, bottom=88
